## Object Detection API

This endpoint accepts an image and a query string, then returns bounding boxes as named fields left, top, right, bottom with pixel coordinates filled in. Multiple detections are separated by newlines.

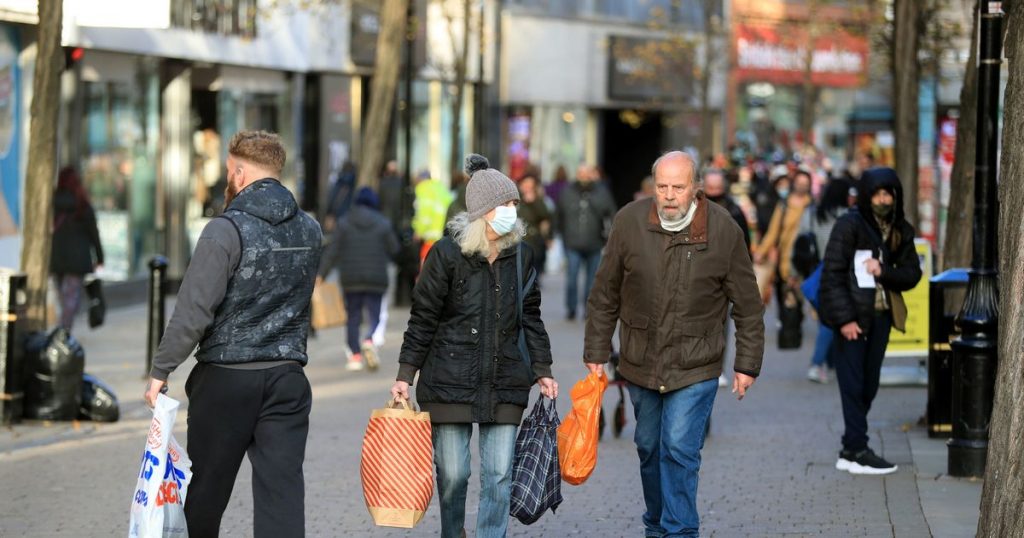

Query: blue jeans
left=565, top=249, right=602, bottom=315
left=433, top=423, right=517, bottom=538
left=811, top=321, right=835, bottom=367
left=628, top=379, right=718, bottom=538
left=343, top=291, right=383, bottom=352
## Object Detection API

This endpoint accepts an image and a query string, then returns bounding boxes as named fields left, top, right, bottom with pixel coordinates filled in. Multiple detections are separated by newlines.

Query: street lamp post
left=395, top=0, right=417, bottom=307
left=948, top=2, right=1003, bottom=478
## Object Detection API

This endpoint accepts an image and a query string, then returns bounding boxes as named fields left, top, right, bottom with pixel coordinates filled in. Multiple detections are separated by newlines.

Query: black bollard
left=145, top=256, right=168, bottom=378
left=948, top=3, right=1002, bottom=478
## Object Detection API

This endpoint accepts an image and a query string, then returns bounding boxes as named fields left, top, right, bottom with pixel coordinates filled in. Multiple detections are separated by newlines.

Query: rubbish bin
left=927, top=268, right=969, bottom=438
left=0, top=270, right=26, bottom=425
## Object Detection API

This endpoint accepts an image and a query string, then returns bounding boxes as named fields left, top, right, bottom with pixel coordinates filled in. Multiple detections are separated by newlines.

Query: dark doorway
left=600, top=109, right=663, bottom=208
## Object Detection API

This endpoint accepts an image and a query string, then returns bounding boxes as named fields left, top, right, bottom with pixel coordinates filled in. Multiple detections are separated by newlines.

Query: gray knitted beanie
left=464, top=154, right=520, bottom=220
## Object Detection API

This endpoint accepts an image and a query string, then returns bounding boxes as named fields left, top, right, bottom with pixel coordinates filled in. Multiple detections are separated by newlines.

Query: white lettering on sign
left=737, top=38, right=863, bottom=75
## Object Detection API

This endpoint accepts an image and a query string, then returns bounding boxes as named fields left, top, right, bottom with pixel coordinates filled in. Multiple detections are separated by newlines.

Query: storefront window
left=185, top=88, right=282, bottom=252
left=79, top=58, right=160, bottom=282
left=522, top=104, right=587, bottom=183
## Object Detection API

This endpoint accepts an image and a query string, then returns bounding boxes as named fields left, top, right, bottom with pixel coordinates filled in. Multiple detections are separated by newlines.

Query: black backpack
left=791, top=207, right=820, bottom=278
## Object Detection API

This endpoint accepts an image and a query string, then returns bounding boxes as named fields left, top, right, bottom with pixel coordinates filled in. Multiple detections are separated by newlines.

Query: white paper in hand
left=854, top=250, right=876, bottom=289
left=128, top=394, right=192, bottom=538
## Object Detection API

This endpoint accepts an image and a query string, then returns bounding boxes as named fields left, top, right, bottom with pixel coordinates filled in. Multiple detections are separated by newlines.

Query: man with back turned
left=143, top=130, right=322, bottom=537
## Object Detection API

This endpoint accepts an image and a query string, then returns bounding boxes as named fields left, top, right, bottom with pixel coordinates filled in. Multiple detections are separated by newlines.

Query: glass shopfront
left=79, top=53, right=160, bottom=281
left=184, top=65, right=288, bottom=253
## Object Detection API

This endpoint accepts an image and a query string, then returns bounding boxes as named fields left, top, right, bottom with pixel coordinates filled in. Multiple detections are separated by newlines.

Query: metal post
left=474, top=0, right=485, bottom=152
left=395, top=0, right=418, bottom=307
left=948, top=2, right=1003, bottom=478
left=145, top=256, right=168, bottom=378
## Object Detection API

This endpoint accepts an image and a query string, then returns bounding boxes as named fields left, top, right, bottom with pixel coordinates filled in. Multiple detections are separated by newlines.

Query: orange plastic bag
left=557, top=370, right=608, bottom=485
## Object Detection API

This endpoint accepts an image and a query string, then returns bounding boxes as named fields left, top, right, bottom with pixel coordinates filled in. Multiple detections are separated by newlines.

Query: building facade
left=499, top=0, right=727, bottom=206
left=0, top=0, right=495, bottom=282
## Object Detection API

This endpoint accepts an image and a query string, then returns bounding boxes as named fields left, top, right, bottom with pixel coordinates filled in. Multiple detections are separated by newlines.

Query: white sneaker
left=346, top=356, right=365, bottom=371
left=361, top=339, right=379, bottom=372
left=836, top=451, right=856, bottom=471
left=807, top=365, right=828, bottom=384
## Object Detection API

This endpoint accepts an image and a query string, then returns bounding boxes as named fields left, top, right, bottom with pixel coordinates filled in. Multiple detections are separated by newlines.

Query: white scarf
left=660, top=201, right=697, bottom=232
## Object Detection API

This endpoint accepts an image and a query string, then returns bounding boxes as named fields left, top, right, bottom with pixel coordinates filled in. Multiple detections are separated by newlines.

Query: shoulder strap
left=516, top=244, right=537, bottom=368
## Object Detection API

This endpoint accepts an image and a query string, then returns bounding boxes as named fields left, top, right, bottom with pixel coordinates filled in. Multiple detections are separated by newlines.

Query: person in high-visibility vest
left=412, top=169, right=453, bottom=265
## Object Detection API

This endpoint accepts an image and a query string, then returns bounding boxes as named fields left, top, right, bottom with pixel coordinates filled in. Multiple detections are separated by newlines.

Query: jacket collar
left=464, top=242, right=520, bottom=265
left=646, top=191, right=709, bottom=245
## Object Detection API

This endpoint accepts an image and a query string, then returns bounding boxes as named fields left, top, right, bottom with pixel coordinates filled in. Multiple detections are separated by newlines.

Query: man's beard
left=657, top=206, right=684, bottom=222
left=224, top=178, right=240, bottom=208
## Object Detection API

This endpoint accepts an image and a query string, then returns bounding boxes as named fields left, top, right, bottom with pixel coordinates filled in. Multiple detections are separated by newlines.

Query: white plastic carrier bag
left=128, top=394, right=192, bottom=538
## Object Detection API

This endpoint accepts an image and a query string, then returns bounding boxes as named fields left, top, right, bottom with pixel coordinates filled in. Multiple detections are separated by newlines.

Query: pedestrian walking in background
left=143, top=130, right=322, bottom=537
left=545, top=164, right=570, bottom=206
left=703, top=168, right=751, bottom=250
left=324, top=160, right=357, bottom=231
left=51, top=166, right=104, bottom=332
left=391, top=154, right=557, bottom=538
left=555, top=164, right=617, bottom=320
left=704, top=168, right=752, bottom=388
left=584, top=151, right=764, bottom=538
left=412, top=169, right=453, bottom=265
left=318, top=186, right=399, bottom=372
left=753, top=169, right=813, bottom=349
left=517, top=172, right=552, bottom=284
left=378, top=160, right=405, bottom=232
left=634, top=176, right=655, bottom=200
left=754, top=165, right=787, bottom=237
left=803, top=177, right=852, bottom=384
left=820, top=167, right=921, bottom=475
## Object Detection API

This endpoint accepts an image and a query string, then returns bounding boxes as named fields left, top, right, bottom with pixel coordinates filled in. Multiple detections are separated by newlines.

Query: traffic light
left=63, top=47, right=83, bottom=71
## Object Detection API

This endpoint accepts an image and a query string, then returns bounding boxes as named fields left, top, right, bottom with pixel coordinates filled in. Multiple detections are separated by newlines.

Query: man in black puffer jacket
left=820, top=167, right=922, bottom=476
left=318, top=186, right=399, bottom=371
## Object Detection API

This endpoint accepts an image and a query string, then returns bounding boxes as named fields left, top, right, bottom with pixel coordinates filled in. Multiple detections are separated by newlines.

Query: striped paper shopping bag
left=360, top=398, right=434, bottom=528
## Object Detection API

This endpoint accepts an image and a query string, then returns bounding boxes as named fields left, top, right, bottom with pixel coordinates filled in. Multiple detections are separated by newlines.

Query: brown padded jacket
left=584, top=192, right=765, bottom=393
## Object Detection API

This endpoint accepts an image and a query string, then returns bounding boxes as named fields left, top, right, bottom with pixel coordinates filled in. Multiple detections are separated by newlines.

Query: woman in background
left=51, top=167, right=103, bottom=332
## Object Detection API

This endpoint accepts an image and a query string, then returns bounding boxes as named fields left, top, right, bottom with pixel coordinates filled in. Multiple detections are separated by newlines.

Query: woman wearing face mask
left=753, top=169, right=814, bottom=348
left=819, top=167, right=921, bottom=475
left=391, top=154, right=558, bottom=538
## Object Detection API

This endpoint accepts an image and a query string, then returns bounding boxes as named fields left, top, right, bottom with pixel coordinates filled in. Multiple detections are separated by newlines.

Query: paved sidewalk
left=0, top=272, right=981, bottom=536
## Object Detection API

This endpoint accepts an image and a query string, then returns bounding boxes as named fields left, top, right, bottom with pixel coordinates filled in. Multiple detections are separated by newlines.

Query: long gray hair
left=446, top=212, right=526, bottom=258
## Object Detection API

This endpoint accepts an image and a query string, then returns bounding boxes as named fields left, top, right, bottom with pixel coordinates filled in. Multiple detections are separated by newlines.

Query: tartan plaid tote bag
left=510, top=397, right=563, bottom=525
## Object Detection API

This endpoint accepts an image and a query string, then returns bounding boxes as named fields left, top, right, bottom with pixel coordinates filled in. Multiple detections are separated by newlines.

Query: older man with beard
left=584, top=151, right=764, bottom=537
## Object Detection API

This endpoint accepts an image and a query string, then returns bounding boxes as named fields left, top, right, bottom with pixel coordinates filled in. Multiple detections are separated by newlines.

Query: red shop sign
left=734, top=24, right=869, bottom=88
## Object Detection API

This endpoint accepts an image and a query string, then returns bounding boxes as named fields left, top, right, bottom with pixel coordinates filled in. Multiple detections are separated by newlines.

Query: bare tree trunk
left=357, top=0, right=408, bottom=190
left=893, top=0, right=920, bottom=225
left=799, top=19, right=818, bottom=148
left=446, top=0, right=470, bottom=178
left=978, top=3, right=1024, bottom=535
left=799, top=82, right=818, bottom=148
left=20, top=0, right=63, bottom=332
left=940, top=0, right=978, bottom=272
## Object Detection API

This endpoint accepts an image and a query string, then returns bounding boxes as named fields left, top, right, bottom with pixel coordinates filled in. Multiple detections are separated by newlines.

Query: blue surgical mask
left=777, top=188, right=790, bottom=199
left=488, top=205, right=517, bottom=235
